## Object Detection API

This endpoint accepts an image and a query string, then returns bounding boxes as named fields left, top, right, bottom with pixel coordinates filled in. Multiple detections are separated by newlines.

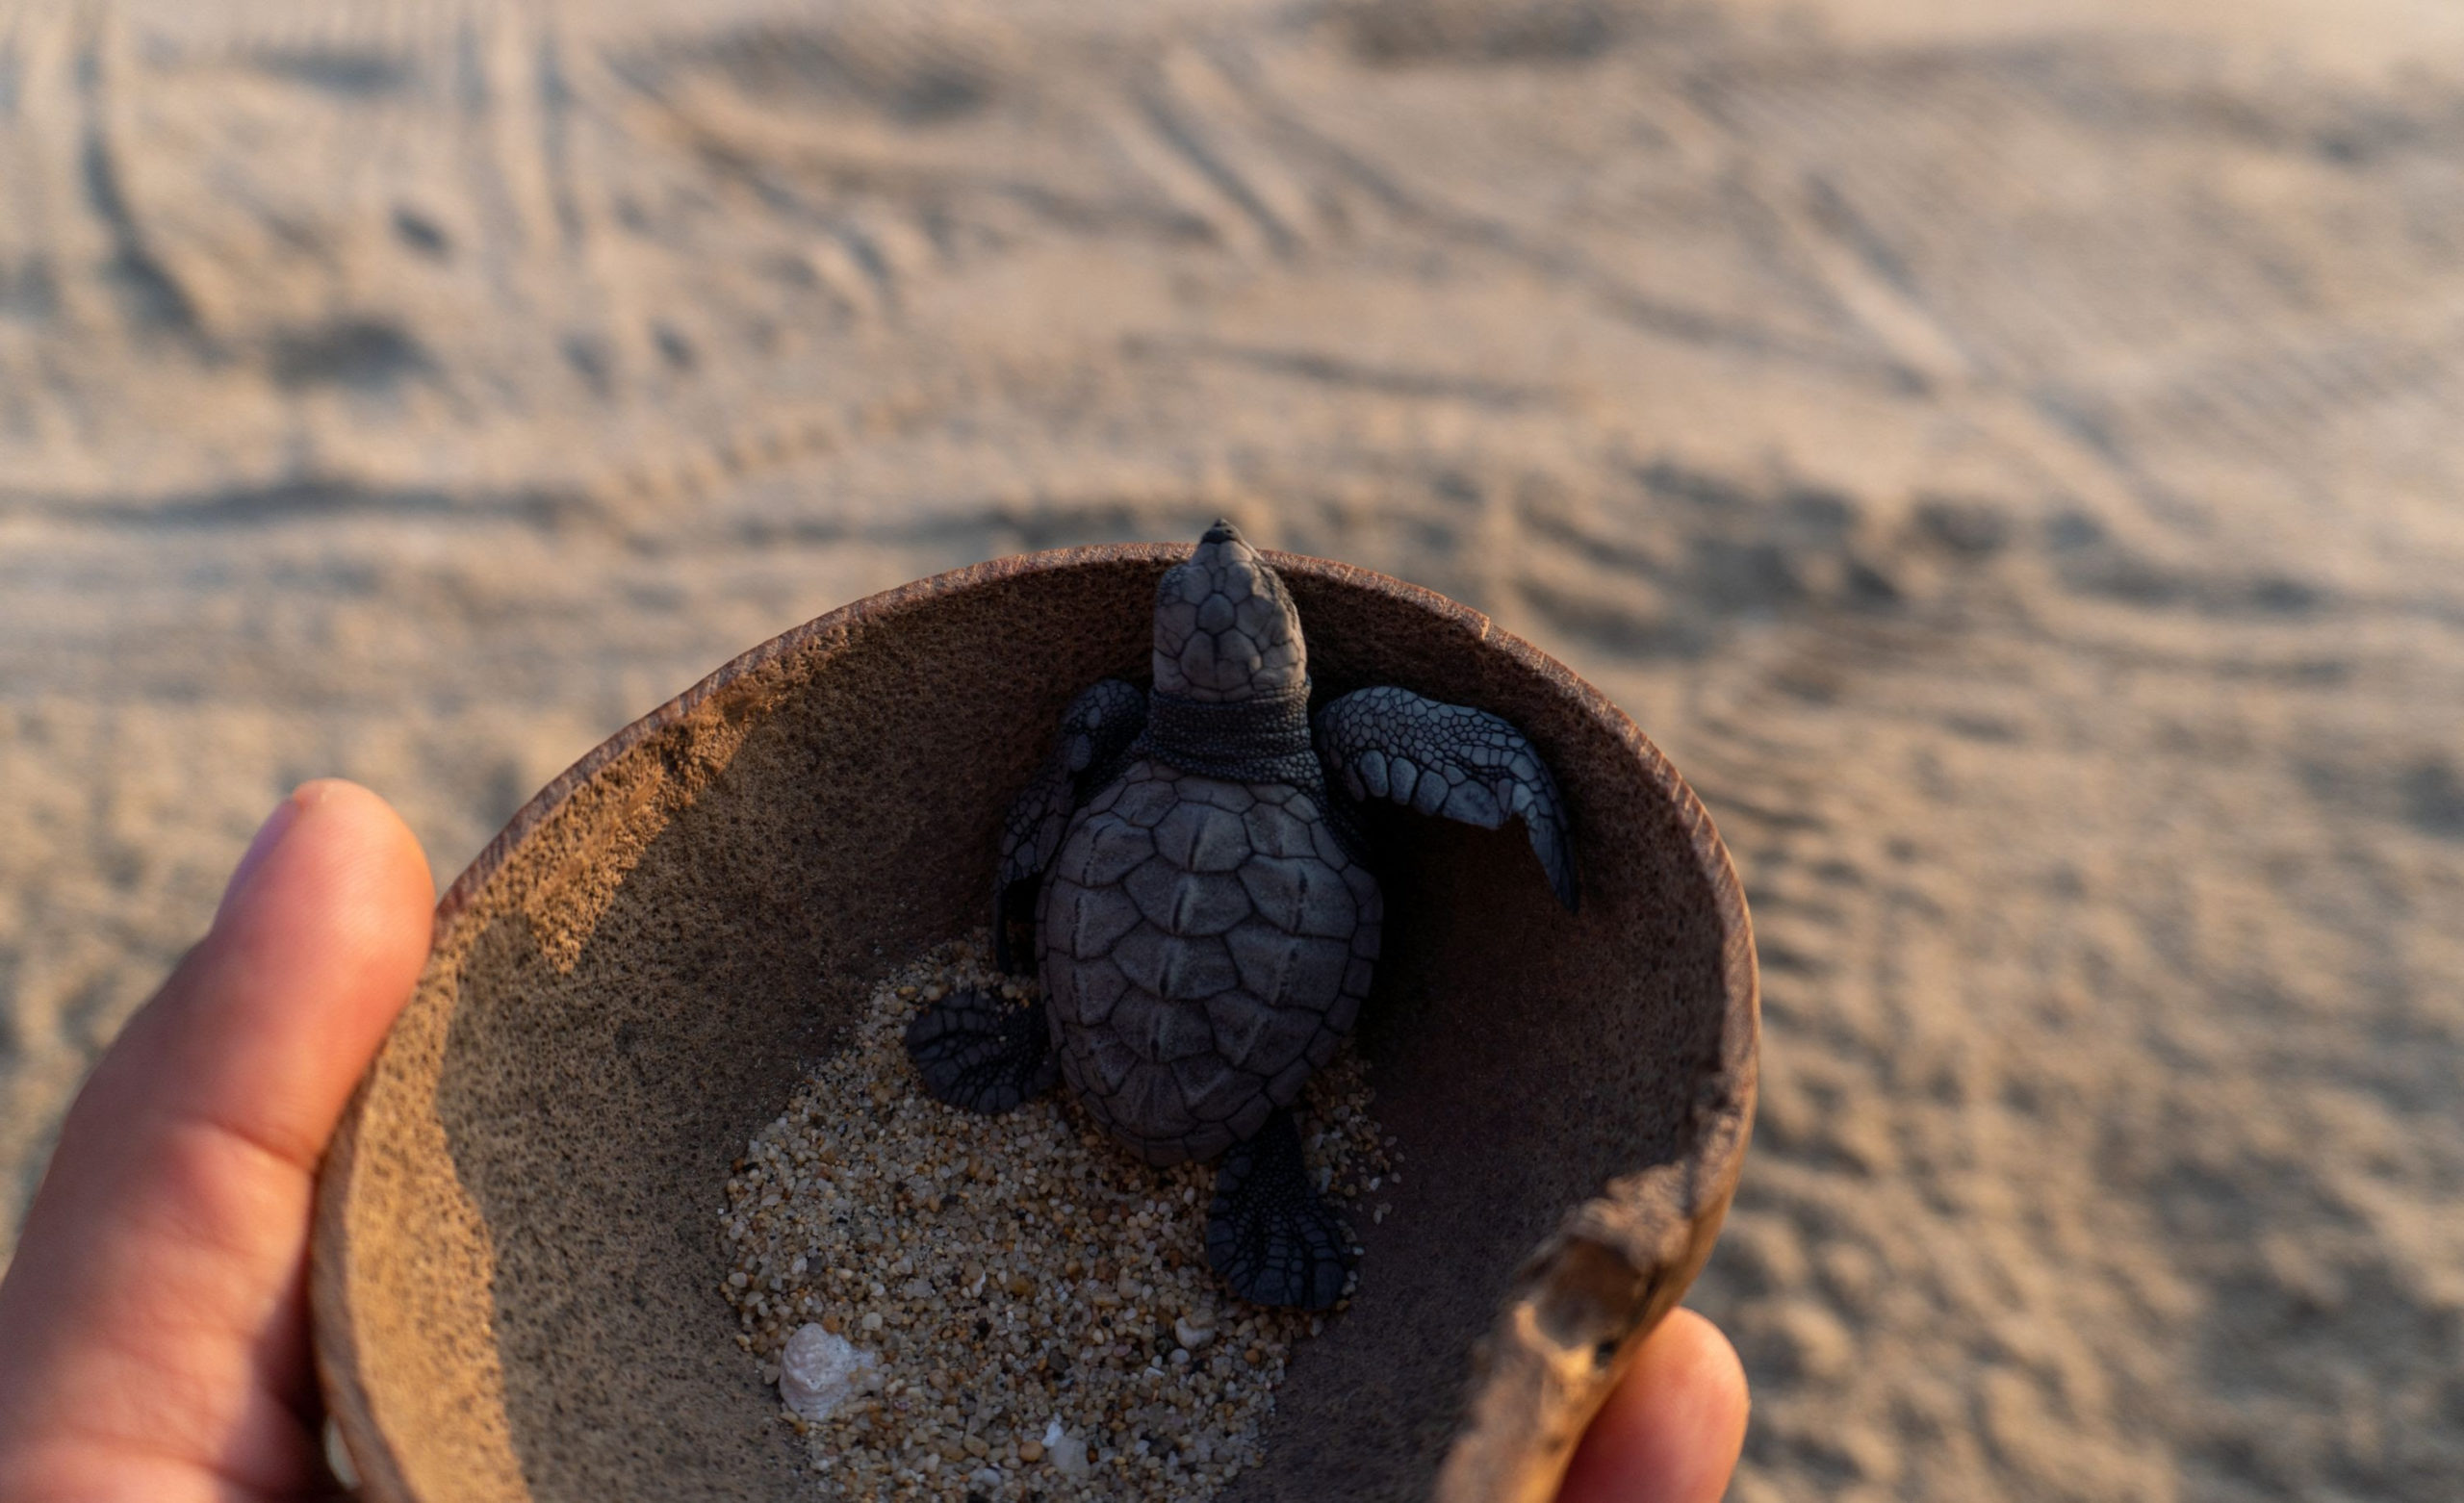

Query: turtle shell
left=1040, top=757, right=1381, bottom=1163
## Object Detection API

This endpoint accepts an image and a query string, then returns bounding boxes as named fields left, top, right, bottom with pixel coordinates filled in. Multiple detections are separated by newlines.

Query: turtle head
left=1151, top=520, right=1306, bottom=701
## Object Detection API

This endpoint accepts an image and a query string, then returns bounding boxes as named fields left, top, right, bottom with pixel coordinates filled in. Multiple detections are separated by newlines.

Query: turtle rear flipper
left=905, top=990, right=1059, bottom=1114
left=1314, top=685, right=1578, bottom=910
left=994, top=677, right=1148, bottom=971
left=1206, top=1108, right=1354, bottom=1310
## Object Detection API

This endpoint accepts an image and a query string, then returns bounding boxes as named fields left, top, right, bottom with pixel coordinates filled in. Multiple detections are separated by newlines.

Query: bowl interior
left=313, top=545, right=1756, bottom=1502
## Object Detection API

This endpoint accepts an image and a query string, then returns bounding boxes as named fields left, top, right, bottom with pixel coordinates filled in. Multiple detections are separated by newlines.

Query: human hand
left=0, top=781, right=433, bottom=1501
left=1556, top=1307, right=1748, bottom=1503
left=0, top=777, right=1742, bottom=1502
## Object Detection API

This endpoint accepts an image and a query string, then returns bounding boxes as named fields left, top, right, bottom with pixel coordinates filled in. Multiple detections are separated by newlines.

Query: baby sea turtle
left=906, top=522, right=1577, bottom=1309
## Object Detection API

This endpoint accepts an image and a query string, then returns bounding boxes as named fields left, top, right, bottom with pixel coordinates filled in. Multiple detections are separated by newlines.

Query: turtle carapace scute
left=905, top=522, right=1578, bottom=1310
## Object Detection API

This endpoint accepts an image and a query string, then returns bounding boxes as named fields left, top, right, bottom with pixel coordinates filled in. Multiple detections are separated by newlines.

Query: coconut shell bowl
left=310, top=543, right=1758, bottom=1503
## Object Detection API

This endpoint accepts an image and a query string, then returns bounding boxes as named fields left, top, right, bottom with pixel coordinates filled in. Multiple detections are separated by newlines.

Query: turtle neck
left=1141, top=681, right=1322, bottom=787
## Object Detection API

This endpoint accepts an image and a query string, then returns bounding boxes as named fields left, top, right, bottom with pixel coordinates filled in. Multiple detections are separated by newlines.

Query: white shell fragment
left=778, top=1323, right=880, bottom=1422
left=1044, top=1416, right=1091, bottom=1479
left=321, top=1417, right=362, bottom=1490
left=1176, top=1308, right=1218, bottom=1349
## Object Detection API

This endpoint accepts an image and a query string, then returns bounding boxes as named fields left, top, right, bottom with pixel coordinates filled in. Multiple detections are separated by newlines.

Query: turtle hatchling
left=906, top=522, right=1577, bottom=1309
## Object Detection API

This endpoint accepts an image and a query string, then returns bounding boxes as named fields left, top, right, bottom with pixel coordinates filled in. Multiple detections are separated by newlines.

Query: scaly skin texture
left=1315, top=685, right=1578, bottom=910
left=1040, top=759, right=1380, bottom=1163
left=998, top=677, right=1148, bottom=895
left=993, top=676, right=1148, bottom=970
left=908, top=521, right=1572, bottom=1307
left=1149, top=522, right=1305, bottom=701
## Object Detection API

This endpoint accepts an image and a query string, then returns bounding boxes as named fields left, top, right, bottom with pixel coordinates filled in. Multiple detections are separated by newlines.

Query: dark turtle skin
left=908, top=522, right=1576, bottom=1309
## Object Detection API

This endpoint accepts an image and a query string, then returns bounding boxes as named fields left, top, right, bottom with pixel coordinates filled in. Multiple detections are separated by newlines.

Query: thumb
left=0, top=779, right=432, bottom=1499
left=1557, top=1308, right=1750, bottom=1503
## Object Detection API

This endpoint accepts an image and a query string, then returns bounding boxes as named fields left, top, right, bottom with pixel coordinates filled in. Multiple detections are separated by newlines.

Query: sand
left=3, top=1, right=2461, bottom=1498
left=715, top=934, right=1393, bottom=1500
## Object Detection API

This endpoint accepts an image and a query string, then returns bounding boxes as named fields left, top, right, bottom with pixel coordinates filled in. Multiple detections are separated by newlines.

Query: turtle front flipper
left=1316, top=685, right=1578, bottom=910
left=905, top=989, right=1060, bottom=1114
left=1206, top=1108, right=1354, bottom=1310
left=995, top=677, right=1148, bottom=971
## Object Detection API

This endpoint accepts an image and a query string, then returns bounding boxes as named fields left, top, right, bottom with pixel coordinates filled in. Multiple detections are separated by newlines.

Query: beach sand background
left=4, top=1, right=2462, bottom=1497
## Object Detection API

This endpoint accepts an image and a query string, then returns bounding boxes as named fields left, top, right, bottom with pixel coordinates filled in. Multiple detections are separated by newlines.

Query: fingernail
left=218, top=792, right=305, bottom=926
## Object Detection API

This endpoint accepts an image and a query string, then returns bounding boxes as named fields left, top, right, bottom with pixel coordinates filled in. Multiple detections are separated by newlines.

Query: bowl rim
left=312, top=540, right=1759, bottom=1502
